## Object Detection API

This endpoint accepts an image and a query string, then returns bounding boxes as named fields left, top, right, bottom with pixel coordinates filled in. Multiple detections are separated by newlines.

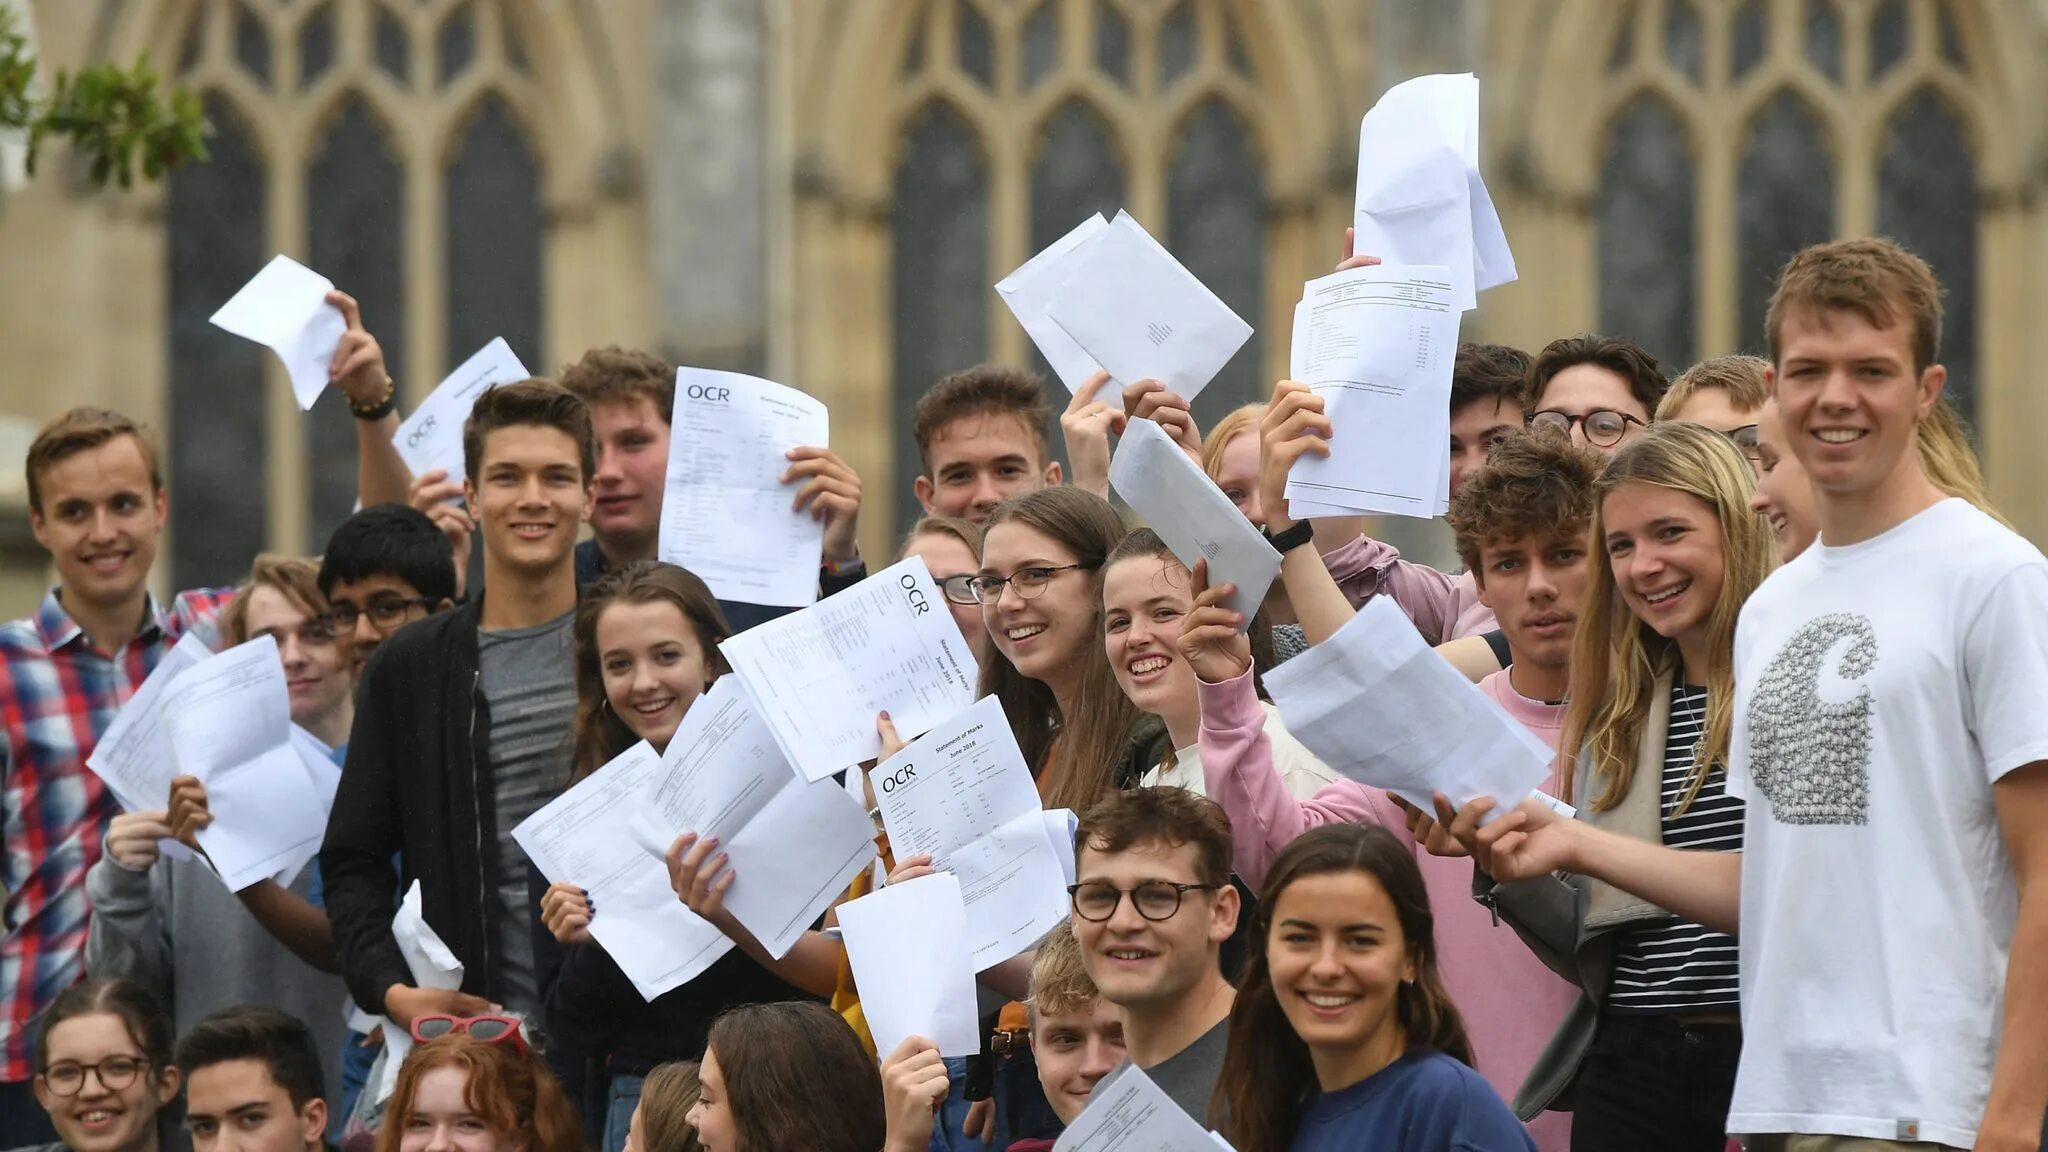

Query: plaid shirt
left=0, top=586, right=231, bottom=1081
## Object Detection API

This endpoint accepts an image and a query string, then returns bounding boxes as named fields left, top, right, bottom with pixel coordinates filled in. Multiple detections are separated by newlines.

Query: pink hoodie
left=1196, top=667, right=1575, bottom=1151
left=1321, top=536, right=1498, bottom=643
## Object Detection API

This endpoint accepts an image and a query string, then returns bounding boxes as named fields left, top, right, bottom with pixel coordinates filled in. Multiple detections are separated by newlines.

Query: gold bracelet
left=349, top=376, right=396, bottom=419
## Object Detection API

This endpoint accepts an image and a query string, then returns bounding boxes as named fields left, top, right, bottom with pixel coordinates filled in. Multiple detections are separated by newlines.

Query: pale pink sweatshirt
left=1319, top=536, right=1497, bottom=643
left=1196, top=667, right=1574, bottom=1151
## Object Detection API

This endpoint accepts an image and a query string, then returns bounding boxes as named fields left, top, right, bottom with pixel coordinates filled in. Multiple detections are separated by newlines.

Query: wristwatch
left=1261, top=519, right=1314, bottom=553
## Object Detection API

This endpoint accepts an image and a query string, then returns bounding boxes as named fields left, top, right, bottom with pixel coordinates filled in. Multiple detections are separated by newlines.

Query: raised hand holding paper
left=996, top=213, right=1110, bottom=393
left=1044, top=211, right=1252, bottom=401
left=657, top=368, right=829, bottom=608
left=1109, top=418, right=1280, bottom=622
left=719, top=555, right=979, bottom=781
left=836, top=873, right=982, bottom=1059
left=208, top=254, right=348, bottom=409
left=392, top=338, right=530, bottom=481
left=85, top=631, right=213, bottom=861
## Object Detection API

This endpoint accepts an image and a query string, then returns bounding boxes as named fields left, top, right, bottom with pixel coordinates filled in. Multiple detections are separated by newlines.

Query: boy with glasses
left=1523, top=334, right=1667, bottom=454
left=1069, top=787, right=1238, bottom=1124
left=317, top=503, right=460, bottom=676
left=1655, top=355, right=1773, bottom=471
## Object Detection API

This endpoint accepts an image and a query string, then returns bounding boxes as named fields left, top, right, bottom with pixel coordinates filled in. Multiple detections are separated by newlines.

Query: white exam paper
left=1045, top=211, right=1253, bottom=402
left=836, top=872, right=981, bottom=1059
left=85, top=632, right=213, bottom=861
left=1263, top=597, right=1554, bottom=820
left=1352, top=72, right=1516, bottom=311
left=1283, top=266, right=1460, bottom=520
left=1052, top=1064, right=1230, bottom=1151
left=873, top=697, right=1067, bottom=970
left=392, top=338, right=531, bottom=481
left=719, top=556, right=980, bottom=782
left=628, top=678, right=876, bottom=959
left=376, top=882, right=464, bottom=1103
left=996, top=214, right=1110, bottom=393
left=514, top=742, right=735, bottom=1000
left=656, top=368, right=829, bottom=608
left=1045, top=808, right=1078, bottom=887
left=1110, top=418, right=1280, bottom=622
left=208, top=255, right=347, bottom=409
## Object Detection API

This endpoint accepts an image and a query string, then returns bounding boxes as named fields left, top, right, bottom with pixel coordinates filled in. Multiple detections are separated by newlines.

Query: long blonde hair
left=1199, top=404, right=1264, bottom=486
left=1918, top=398, right=2010, bottom=528
left=1561, top=422, right=1777, bottom=812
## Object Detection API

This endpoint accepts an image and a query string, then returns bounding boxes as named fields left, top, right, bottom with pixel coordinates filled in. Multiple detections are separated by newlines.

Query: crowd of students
left=0, top=231, right=2042, bottom=1152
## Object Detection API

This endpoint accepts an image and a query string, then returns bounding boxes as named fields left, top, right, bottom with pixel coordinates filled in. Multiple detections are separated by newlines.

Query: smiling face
left=587, top=397, right=670, bottom=558
left=1772, top=305, right=1942, bottom=508
left=916, top=412, right=1059, bottom=525
left=1535, top=364, right=1652, bottom=454
left=464, top=425, right=592, bottom=577
left=1071, top=838, right=1236, bottom=1013
left=978, top=522, right=1096, bottom=687
left=1448, top=396, right=1522, bottom=498
left=184, top=1058, right=324, bottom=1152
left=595, top=599, right=718, bottom=750
left=1471, top=528, right=1589, bottom=675
left=325, top=572, right=441, bottom=676
left=30, top=435, right=167, bottom=620
left=33, top=1012, right=178, bottom=1152
left=1101, top=555, right=1198, bottom=722
left=241, top=584, right=353, bottom=735
left=397, top=1067, right=517, bottom=1152
left=1750, top=398, right=1820, bottom=562
left=685, top=1048, right=737, bottom=1152
left=1601, top=481, right=1726, bottom=653
left=1266, top=871, right=1414, bottom=1067
left=1031, top=1000, right=1126, bottom=1125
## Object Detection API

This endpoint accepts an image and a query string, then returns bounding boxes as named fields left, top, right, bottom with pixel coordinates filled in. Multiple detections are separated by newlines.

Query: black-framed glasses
left=39, top=1056, right=149, bottom=1096
left=935, top=574, right=978, bottom=607
left=322, top=596, right=437, bottom=633
left=1722, top=423, right=1761, bottom=463
left=1068, top=880, right=1219, bottom=922
left=968, top=564, right=1090, bottom=605
left=1529, top=409, right=1646, bottom=448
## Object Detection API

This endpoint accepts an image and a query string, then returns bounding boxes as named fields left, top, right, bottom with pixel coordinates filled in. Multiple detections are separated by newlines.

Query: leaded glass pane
left=299, top=2, right=336, bottom=88
left=956, top=1, right=994, bottom=86
left=235, top=1, right=271, bottom=87
left=1168, top=99, right=1263, bottom=428
left=375, top=3, right=410, bottom=83
left=167, top=96, right=268, bottom=590
left=1022, top=0, right=1058, bottom=89
left=1598, top=96, right=1696, bottom=370
left=307, top=99, right=405, bottom=550
left=438, top=2, right=475, bottom=87
left=1869, top=0, right=1908, bottom=78
left=1805, top=0, right=1842, bottom=81
left=891, top=102, right=989, bottom=535
left=1096, top=2, right=1131, bottom=86
left=1731, top=0, right=1766, bottom=80
left=1738, top=92, right=1834, bottom=353
left=1157, top=1, right=1195, bottom=89
left=445, top=98, right=545, bottom=374
left=1663, top=0, right=1703, bottom=83
left=1878, top=91, right=1977, bottom=423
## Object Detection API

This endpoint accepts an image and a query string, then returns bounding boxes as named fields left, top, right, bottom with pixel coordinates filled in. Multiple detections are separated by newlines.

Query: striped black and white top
left=1606, top=683, right=1745, bottom=1014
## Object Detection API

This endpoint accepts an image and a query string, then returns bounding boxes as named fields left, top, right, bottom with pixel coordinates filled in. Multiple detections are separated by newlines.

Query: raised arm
left=327, top=291, right=414, bottom=509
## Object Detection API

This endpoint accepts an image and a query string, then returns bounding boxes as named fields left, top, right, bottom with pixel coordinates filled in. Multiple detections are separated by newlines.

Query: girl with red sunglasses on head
left=377, top=1032, right=580, bottom=1152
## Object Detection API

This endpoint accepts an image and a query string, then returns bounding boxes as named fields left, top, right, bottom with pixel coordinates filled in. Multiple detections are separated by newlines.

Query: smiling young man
left=1455, top=238, right=2048, bottom=1152
left=911, top=365, right=1064, bottom=527
left=177, top=1006, right=328, bottom=1152
left=1524, top=334, right=1667, bottom=455
left=1069, top=787, right=1237, bottom=1125
left=317, top=504, right=459, bottom=677
left=321, top=380, right=596, bottom=1039
left=558, top=346, right=869, bottom=632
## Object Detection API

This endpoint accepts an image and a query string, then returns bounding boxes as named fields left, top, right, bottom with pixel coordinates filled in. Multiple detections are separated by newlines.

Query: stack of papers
left=835, top=872, right=982, bottom=1059
left=719, top=556, right=980, bottom=782
left=376, top=882, right=462, bottom=1103
left=657, top=368, right=829, bottom=608
left=626, top=677, right=877, bottom=959
left=1108, top=418, right=1280, bottom=622
left=1352, top=72, right=1516, bottom=312
left=87, top=633, right=215, bottom=861
left=208, top=255, right=348, bottom=409
left=1263, top=597, right=1555, bottom=820
left=998, top=211, right=1252, bottom=401
left=872, top=696, right=1070, bottom=970
left=392, top=338, right=531, bottom=481
left=512, top=742, right=735, bottom=1001
left=1052, top=1064, right=1235, bottom=1150
left=1282, top=265, right=1460, bottom=520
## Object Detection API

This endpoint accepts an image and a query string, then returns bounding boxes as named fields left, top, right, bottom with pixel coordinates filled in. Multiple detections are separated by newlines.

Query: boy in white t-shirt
left=1441, top=237, right=2048, bottom=1152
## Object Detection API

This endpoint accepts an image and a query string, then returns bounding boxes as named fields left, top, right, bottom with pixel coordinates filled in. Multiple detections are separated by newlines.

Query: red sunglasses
left=409, top=1014, right=529, bottom=1056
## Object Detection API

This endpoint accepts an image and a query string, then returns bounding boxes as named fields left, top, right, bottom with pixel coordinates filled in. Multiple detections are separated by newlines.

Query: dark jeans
left=0, top=1078, right=57, bottom=1145
left=993, top=1045, right=1062, bottom=1148
left=1571, top=1013, right=1739, bottom=1152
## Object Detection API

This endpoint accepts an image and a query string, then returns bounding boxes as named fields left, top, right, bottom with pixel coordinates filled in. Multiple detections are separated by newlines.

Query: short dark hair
left=910, top=365, right=1053, bottom=474
left=1075, top=786, right=1233, bottom=889
left=26, top=407, right=162, bottom=516
left=558, top=346, right=675, bottom=424
left=1524, top=334, right=1669, bottom=419
left=175, top=1005, right=326, bottom=1112
left=1451, top=342, right=1533, bottom=417
left=318, top=504, right=460, bottom=604
left=1448, top=429, right=1603, bottom=579
left=461, top=379, right=597, bottom=485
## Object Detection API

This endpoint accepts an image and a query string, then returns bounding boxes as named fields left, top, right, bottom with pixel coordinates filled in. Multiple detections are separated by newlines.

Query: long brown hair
left=1216, top=825, right=1471, bottom=1151
left=375, top=1035, right=581, bottom=1152
left=979, top=487, right=1137, bottom=812
left=637, top=1061, right=702, bottom=1152
left=704, top=1002, right=883, bottom=1152
left=1560, top=422, right=1776, bottom=811
left=571, top=560, right=733, bottom=780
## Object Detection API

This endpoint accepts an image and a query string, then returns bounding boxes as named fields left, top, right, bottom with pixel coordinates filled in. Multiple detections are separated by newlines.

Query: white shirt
left=1725, top=499, right=2048, bottom=1146
left=1142, top=701, right=1340, bottom=800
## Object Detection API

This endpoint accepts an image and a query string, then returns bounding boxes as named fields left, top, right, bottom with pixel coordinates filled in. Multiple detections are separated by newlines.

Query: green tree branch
left=1, top=7, right=208, bottom=189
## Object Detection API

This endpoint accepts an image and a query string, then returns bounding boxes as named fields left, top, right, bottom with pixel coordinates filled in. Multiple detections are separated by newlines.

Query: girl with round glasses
left=26, top=980, right=180, bottom=1152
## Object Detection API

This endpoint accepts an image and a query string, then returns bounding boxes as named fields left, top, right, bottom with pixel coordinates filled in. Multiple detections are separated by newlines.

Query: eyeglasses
left=935, top=574, right=979, bottom=607
left=968, top=564, right=1090, bottom=605
left=39, top=1056, right=149, bottom=1096
left=1068, top=880, right=1219, bottom=923
left=322, top=596, right=438, bottom=634
left=1529, top=409, right=1647, bottom=448
left=410, top=1014, right=530, bottom=1056
left=1721, top=423, right=1761, bottom=466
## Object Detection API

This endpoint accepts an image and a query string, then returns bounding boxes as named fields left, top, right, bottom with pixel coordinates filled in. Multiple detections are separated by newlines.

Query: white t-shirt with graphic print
left=1725, top=498, right=2048, bottom=1147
